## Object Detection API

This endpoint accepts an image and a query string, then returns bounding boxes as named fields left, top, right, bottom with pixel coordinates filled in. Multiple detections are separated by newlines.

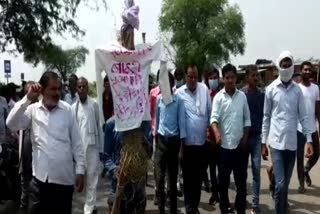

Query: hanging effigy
left=95, top=1, right=167, bottom=213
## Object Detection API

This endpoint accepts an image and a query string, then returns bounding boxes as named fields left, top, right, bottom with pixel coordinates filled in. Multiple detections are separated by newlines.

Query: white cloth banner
left=158, top=61, right=172, bottom=105
left=95, top=41, right=162, bottom=132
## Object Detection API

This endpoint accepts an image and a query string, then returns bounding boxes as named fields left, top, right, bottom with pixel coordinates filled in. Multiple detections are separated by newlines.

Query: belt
left=158, top=135, right=180, bottom=142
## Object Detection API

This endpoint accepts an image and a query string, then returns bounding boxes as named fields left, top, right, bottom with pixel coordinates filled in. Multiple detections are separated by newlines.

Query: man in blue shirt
left=261, top=51, right=313, bottom=214
left=104, top=117, right=151, bottom=213
left=176, top=65, right=211, bottom=214
left=154, top=72, right=186, bottom=214
left=241, top=65, right=264, bottom=214
left=211, top=64, right=251, bottom=214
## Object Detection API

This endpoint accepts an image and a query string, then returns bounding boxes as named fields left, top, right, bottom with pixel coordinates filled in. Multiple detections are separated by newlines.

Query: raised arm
left=6, top=96, right=32, bottom=132
left=7, top=84, right=42, bottom=132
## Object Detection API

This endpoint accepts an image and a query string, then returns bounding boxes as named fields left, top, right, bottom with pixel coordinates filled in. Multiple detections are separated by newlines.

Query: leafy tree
left=0, top=0, right=106, bottom=56
left=88, top=81, right=97, bottom=97
left=25, top=44, right=89, bottom=82
left=159, top=0, right=245, bottom=75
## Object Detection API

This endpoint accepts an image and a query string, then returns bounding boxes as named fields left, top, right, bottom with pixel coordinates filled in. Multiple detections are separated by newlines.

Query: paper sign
left=95, top=41, right=162, bottom=131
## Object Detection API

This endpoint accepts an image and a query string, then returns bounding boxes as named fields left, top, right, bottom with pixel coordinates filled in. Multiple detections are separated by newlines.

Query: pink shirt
left=149, top=86, right=161, bottom=137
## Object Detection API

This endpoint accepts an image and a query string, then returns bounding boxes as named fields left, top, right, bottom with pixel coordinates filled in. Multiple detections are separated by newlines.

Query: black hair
left=212, top=67, right=219, bottom=76
left=206, top=65, right=219, bottom=77
left=222, top=63, right=237, bottom=78
left=300, top=61, right=313, bottom=71
left=174, top=68, right=183, bottom=77
left=245, top=64, right=258, bottom=76
left=39, top=71, right=60, bottom=89
left=78, top=77, right=88, bottom=85
left=69, top=74, right=78, bottom=81
left=185, top=64, right=198, bottom=74
left=168, top=71, right=174, bottom=83
left=104, top=75, right=109, bottom=82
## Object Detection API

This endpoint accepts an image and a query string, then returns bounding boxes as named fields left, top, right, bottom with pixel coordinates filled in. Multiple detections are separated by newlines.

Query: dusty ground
left=1, top=159, right=320, bottom=214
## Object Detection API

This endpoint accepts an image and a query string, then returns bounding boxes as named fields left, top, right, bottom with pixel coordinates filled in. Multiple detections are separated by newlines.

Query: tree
left=88, top=81, right=97, bottom=97
left=25, top=44, right=89, bottom=82
left=0, top=0, right=106, bottom=57
left=159, top=0, right=245, bottom=75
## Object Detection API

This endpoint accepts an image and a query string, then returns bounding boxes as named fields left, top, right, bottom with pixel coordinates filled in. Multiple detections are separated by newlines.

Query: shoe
left=101, top=168, right=107, bottom=178
left=154, top=196, right=159, bottom=206
left=269, top=184, right=275, bottom=199
left=166, top=194, right=171, bottom=208
left=305, top=172, right=312, bottom=187
left=227, top=207, right=235, bottom=213
left=298, top=186, right=306, bottom=193
left=209, top=193, right=219, bottom=206
left=204, top=180, right=211, bottom=193
left=177, top=189, right=183, bottom=197
left=251, top=207, right=261, bottom=214
left=177, top=183, right=183, bottom=197
left=107, top=198, right=113, bottom=213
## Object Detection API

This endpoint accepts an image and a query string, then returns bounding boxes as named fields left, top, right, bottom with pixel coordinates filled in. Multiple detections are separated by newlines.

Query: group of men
left=148, top=50, right=319, bottom=214
left=1, top=73, right=103, bottom=214
left=1, top=49, right=319, bottom=214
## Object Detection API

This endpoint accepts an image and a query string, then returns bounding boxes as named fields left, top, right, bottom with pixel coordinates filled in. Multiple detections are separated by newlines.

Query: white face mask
left=276, top=51, right=294, bottom=83
left=209, top=79, right=219, bottom=90
left=279, top=66, right=294, bottom=82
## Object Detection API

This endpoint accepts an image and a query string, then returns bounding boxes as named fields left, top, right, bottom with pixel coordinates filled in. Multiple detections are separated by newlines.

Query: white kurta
left=72, top=97, right=103, bottom=214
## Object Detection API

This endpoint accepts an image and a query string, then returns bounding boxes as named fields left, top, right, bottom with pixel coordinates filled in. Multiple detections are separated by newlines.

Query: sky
left=1, top=0, right=320, bottom=84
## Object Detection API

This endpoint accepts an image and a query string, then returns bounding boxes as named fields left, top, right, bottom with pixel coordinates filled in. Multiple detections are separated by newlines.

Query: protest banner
left=95, top=41, right=162, bottom=131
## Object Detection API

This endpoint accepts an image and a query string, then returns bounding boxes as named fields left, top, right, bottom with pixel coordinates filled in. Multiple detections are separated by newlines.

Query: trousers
left=28, top=177, right=74, bottom=214
left=84, top=145, right=100, bottom=214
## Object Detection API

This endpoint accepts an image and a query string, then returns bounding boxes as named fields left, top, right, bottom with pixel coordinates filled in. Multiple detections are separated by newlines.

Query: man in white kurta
left=72, top=77, right=104, bottom=214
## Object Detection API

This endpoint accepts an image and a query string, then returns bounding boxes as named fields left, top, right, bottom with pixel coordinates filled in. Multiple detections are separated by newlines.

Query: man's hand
left=27, top=84, right=41, bottom=102
left=261, top=144, right=269, bottom=161
left=75, top=174, right=84, bottom=193
left=211, top=124, right=221, bottom=146
left=305, top=143, right=314, bottom=158
left=239, top=137, right=248, bottom=151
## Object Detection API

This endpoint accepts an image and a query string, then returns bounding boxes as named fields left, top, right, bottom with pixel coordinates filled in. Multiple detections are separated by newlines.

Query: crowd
left=0, top=50, right=319, bottom=214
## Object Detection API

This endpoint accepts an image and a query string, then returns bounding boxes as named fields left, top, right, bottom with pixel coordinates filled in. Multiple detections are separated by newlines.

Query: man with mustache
left=296, top=61, right=320, bottom=193
left=72, top=77, right=103, bottom=214
left=6, top=71, right=85, bottom=214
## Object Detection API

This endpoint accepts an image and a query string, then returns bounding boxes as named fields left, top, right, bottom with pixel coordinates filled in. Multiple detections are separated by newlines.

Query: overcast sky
left=1, top=0, right=320, bottom=84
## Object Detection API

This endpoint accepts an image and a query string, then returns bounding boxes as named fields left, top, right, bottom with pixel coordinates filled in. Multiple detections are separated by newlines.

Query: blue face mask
left=209, top=79, right=219, bottom=90
left=175, top=80, right=184, bottom=88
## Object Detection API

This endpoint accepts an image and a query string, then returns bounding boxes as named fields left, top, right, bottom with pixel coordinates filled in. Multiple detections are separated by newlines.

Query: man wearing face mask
left=202, top=65, right=221, bottom=206
left=261, top=51, right=313, bottom=214
left=174, top=68, right=185, bottom=89
left=6, top=71, right=85, bottom=214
